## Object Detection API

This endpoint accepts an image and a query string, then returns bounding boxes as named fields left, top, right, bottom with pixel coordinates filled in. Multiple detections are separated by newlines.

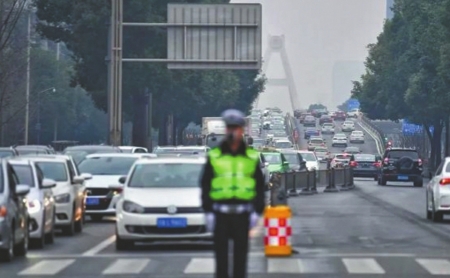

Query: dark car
left=279, top=150, right=307, bottom=172
left=299, top=113, right=311, bottom=123
left=304, top=128, right=320, bottom=139
left=333, top=111, right=347, bottom=121
left=303, top=116, right=316, bottom=127
left=344, top=146, right=361, bottom=154
left=353, top=154, right=381, bottom=180
left=319, top=115, right=333, bottom=125
left=378, top=148, right=423, bottom=187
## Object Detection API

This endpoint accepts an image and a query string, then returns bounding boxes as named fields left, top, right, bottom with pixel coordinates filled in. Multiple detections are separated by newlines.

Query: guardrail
left=268, top=167, right=354, bottom=206
left=360, top=115, right=386, bottom=155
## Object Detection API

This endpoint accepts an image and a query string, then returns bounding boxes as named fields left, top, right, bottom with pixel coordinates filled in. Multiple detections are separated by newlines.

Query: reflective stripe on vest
left=209, top=147, right=259, bottom=201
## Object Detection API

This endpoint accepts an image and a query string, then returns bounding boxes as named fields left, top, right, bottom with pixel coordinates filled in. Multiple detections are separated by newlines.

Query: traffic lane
left=26, top=217, right=116, bottom=256
left=354, top=178, right=450, bottom=235
left=289, top=181, right=450, bottom=256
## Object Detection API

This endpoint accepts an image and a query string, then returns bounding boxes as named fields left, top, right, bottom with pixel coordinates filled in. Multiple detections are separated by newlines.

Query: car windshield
left=315, top=148, right=327, bottom=153
left=274, top=141, right=291, bottom=148
left=335, top=154, right=351, bottom=160
left=35, top=162, right=68, bottom=182
left=283, top=153, right=299, bottom=165
left=355, top=154, right=376, bottom=161
left=323, top=123, right=333, bottom=127
left=262, top=153, right=282, bottom=164
left=0, top=150, right=14, bottom=158
left=310, top=139, right=323, bottom=144
left=352, top=131, right=363, bottom=135
left=300, top=153, right=316, bottom=161
left=387, top=150, right=419, bottom=159
left=120, top=148, right=133, bottom=153
left=12, top=165, right=35, bottom=188
left=344, top=121, right=353, bottom=125
left=345, top=148, right=359, bottom=153
left=78, top=156, right=139, bottom=175
left=335, top=134, right=346, bottom=138
left=128, top=163, right=203, bottom=188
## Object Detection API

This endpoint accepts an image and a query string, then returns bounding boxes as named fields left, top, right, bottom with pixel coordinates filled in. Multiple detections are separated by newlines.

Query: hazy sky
left=230, top=0, right=387, bottom=112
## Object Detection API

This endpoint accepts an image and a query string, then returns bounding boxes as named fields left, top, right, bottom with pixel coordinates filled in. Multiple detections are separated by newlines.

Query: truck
left=201, top=117, right=252, bottom=148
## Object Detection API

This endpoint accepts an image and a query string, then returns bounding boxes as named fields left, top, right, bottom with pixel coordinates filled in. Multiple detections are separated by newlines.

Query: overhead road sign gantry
left=107, top=2, right=262, bottom=147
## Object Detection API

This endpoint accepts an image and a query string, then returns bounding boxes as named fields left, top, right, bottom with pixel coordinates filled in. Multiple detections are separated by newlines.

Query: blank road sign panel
left=167, top=4, right=262, bottom=70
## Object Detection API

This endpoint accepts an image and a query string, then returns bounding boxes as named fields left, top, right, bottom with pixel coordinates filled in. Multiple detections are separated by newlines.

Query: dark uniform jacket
left=200, top=140, right=265, bottom=215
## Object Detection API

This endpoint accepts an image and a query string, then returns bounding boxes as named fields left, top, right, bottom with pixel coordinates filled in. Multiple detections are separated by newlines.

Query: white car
left=78, top=153, right=154, bottom=221
left=118, top=146, right=148, bottom=153
left=298, top=151, right=319, bottom=171
left=9, top=159, right=57, bottom=248
left=26, top=157, right=87, bottom=235
left=321, top=123, right=335, bottom=134
left=341, top=121, right=355, bottom=132
left=273, top=139, right=293, bottom=149
left=349, top=131, right=365, bottom=143
left=114, top=157, right=211, bottom=249
left=332, top=133, right=348, bottom=147
left=427, top=157, right=450, bottom=222
left=347, top=109, right=360, bottom=118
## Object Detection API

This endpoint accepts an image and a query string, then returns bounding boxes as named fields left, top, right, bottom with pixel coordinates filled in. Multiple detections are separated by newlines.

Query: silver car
left=9, top=159, right=57, bottom=248
left=0, top=160, right=30, bottom=262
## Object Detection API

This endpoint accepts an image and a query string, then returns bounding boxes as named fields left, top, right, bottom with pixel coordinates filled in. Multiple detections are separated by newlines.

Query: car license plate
left=86, top=197, right=100, bottom=205
left=398, top=175, right=409, bottom=180
left=157, top=218, right=187, bottom=228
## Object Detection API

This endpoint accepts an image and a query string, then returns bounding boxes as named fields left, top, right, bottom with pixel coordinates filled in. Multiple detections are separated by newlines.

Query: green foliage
left=34, top=0, right=265, bottom=145
left=28, top=46, right=107, bottom=144
left=307, top=103, right=327, bottom=112
left=352, top=0, right=450, bottom=166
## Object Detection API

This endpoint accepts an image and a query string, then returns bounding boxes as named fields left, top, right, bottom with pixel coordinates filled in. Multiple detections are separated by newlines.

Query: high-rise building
left=386, top=0, right=394, bottom=19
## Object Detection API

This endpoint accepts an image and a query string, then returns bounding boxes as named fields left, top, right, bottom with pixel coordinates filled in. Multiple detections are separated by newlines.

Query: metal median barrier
left=267, top=167, right=355, bottom=206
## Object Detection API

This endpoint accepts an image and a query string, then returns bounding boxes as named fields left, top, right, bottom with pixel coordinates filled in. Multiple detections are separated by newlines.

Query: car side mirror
left=264, top=162, right=269, bottom=168
left=41, top=178, right=56, bottom=189
left=16, top=184, right=30, bottom=196
left=283, top=161, right=289, bottom=166
left=80, top=173, right=93, bottom=180
left=73, top=176, right=84, bottom=184
left=118, top=176, right=127, bottom=184
left=247, top=137, right=254, bottom=145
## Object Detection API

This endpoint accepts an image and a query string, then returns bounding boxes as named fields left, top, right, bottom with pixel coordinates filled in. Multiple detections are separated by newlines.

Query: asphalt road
left=2, top=118, right=450, bottom=277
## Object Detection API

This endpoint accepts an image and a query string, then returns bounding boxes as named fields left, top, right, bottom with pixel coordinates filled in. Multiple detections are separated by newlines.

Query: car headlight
left=27, top=199, right=41, bottom=214
left=123, top=200, right=144, bottom=214
left=55, top=193, right=71, bottom=203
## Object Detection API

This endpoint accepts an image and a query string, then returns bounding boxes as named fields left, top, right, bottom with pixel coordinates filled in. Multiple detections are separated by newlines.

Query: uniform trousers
left=213, top=211, right=250, bottom=278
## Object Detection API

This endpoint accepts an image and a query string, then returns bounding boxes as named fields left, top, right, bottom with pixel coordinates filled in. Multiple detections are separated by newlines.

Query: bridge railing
left=360, top=114, right=386, bottom=154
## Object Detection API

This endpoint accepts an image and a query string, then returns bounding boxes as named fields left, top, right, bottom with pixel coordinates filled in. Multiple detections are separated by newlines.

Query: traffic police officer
left=200, top=109, right=265, bottom=278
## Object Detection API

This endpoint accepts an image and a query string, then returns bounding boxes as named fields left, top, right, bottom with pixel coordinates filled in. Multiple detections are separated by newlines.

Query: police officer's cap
left=221, top=109, right=246, bottom=127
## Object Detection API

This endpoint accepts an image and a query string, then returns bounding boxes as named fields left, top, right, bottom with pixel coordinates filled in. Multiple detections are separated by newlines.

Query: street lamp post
left=36, top=87, right=56, bottom=144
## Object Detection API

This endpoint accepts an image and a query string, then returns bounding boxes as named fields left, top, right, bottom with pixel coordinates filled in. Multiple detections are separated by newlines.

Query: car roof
left=15, top=145, right=52, bottom=149
left=135, top=157, right=206, bottom=165
left=65, top=145, right=121, bottom=151
left=298, top=150, right=314, bottom=154
left=85, top=153, right=156, bottom=159
left=20, top=154, right=72, bottom=160
left=0, top=147, right=14, bottom=151
left=8, top=158, right=32, bottom=165
left=24, top=156, right=67, bottom=163
left=119, top=146, right=147, bottom=149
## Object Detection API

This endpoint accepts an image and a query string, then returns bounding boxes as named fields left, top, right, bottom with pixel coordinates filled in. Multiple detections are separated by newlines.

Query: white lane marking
left=82, top=235, right=116, bottom=256
left=342, top=258, right=385, bottom=274
left=416, top=259, right=450, bottom=275
left=25, top=252, right=418, bottom=259
left=267, top=258, right=302, bottom=273
left=19, top=259, right=75, bottom=276
left=357, top=121, right=382, bottom=155
left=102, top=258, right=150, bottom=274
left=184, top=258, right=215, bottom=273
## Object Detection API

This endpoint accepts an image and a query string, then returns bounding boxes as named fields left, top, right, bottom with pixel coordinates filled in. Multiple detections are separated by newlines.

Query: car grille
left=143, top=207, right=203, bottom=214
left=87, top=188, right=111, bottom=196
left=125, top=225, right=206, bottom=235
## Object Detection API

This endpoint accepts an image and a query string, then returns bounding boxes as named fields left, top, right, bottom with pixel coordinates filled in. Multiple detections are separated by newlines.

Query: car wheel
left=0, top=225, right=14, bottom=262
left=90, top=215, right=103, bottom=222
left=33, top=214, right=46, bottom=249
left=74, top=213, right=83, bottom=233
left=115, top=228, right=134, bottom=250
left=432, top=198, right=444, bottom=222
left=14, top=219, right=28, bottom=256
left=62, top=210, right=76, bottom=236
left=426, top=192, right=432, bottom=220
left=414, top=179, right=423, bottom=187
left=380, top=175, right=387, bottom=185
left=45, top=211, right=56, bottom=244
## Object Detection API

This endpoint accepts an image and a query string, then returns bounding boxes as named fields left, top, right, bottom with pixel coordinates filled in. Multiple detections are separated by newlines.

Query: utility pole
left=24, top=9, right=31, bottom=145
left=54, top=43, right=60, bottom=141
